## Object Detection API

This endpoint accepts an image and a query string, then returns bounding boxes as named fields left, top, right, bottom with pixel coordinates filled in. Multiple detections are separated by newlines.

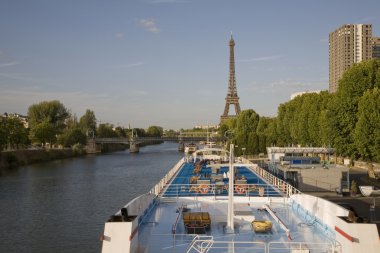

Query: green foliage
left=329, top=59, right=380, bottom=157
left=264, top=59, right=380, bottom=162
left=114, top=127, right=128, bottom=138
left=28, top=100, right=69, bottom=145
left=57, top=128, right=87, bottom=147
left=133, top=128, right=146, bottom=137
left=79, top=109, right=96, bottom=135
left=147, top=126, right=163, bottom=137
left=353, top=88, right=380, bottom=161
left=28, top=100, right=69, bottom=130
left=72, top=143, right=86, bottom=155
left=97, top=124, right=118, bottom=138
left=30, top=121, right=57, bottom=146
left=0, top=117, right=29, bottom=150
left=234, top=110, right=259, bottom=155
left=164, top=129, right=178, bottom=137
left=0, top=119, right=5, bottom=150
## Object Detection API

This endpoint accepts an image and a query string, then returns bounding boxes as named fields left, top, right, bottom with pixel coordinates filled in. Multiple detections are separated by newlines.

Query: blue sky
left=1, top=0, right=380, bottom=129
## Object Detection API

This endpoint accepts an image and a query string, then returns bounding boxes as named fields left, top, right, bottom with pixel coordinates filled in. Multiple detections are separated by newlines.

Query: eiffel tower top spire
left=228, top=34, right=237, bottom=97
left=220, top=33, right=241, bottom=124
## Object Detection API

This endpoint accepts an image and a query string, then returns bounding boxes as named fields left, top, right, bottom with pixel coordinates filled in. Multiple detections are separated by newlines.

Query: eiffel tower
left=220, top=33, right=241, bottom=123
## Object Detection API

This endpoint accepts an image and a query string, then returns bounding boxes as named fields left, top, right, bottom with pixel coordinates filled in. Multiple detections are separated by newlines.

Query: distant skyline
left=1, top=0, right=380, bottom=129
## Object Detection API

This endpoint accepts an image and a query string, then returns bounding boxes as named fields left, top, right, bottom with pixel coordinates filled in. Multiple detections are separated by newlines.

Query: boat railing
left=186, top=235, right=213, bottom=253
left=159, top=182, right=284, bottom=198
left=186, top=236, right=266, bottom=253
left=267, top=241, right=342, bottom=253
left=240, top=157, right=301, bottom=197
left=149, top=158, right=185, bottom=196
left=143, top=233, right=340, bottom=253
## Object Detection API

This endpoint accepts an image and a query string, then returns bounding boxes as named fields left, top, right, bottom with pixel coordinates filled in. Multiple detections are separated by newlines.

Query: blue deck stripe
left=163, top=162, right=281, bottom=197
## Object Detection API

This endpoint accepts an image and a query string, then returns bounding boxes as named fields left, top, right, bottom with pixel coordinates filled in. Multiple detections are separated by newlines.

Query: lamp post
left=242, top=147, right=246, bottom=160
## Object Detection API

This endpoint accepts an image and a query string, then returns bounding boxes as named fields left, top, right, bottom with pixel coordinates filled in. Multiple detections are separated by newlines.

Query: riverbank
left=0, top=148, right=85, bottom=170
left=0, top=141, right=164, bottom=170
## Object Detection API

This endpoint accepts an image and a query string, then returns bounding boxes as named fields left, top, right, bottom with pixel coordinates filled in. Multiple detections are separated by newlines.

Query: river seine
left=0, top=142, right=182, bottom=253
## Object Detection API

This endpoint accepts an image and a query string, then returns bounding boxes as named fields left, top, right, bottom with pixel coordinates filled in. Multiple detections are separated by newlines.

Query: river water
left=0, top=142, right=182, bottom=253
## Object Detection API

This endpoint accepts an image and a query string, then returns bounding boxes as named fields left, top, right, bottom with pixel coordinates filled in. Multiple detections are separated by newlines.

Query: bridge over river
left=88, top=132, right=225, bottom=153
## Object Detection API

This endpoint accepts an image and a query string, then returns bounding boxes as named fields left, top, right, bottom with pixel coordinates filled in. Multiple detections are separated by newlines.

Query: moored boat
left=184, top=143, right=197, bottom=154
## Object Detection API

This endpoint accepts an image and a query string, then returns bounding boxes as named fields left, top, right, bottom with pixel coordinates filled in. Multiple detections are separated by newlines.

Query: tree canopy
left=28, top=100, right=69, bottom=145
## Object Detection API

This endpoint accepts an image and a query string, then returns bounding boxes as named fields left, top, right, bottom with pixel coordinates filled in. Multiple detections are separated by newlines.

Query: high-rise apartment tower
left=329, top=24, right=373, bottom=93
left=373, top=37, right=380, bottom=59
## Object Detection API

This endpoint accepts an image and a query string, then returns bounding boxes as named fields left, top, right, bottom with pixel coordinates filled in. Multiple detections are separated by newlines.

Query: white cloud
left=0, top=72, right=56, bottom=84
left=0, top=87, right=113, bottom=115
left=109, top=62, right=144, bottom=69
left=245, top=78, right=327, bottom=94
left=0, top=61, right=19, bottom=68
left=238, top=55, right=283, bottom=63
left=150, top=0, right=189, bottom=3
left=139, top=18, right=160, bottom=34
left=115, top=32, right=124, bottom=38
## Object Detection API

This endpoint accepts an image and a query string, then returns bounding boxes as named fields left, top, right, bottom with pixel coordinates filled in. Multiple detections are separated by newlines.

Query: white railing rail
left=268, top=241, right=341, bottom=253
left=186, top=235, right=213, bottom=253
left=206, top=241, right=266, bottom=253
left=241, top=157, right=301, bottom=197
left=149, top=158, right=185, bottom=196
left=159, top=182, right=283, bottom=198
left=186, top=237, right=267, bottom=253
left=149, top=158, right=300, bottom=198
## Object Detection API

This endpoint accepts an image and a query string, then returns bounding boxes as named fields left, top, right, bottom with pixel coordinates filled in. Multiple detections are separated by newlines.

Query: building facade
left=329, top=24, right=373, bottom=93
left=373, top=37, right=380, bottom=59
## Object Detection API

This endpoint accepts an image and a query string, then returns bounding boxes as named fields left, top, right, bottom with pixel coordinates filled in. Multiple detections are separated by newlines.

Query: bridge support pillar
left=86, top=138, right=99, bottom=154
left=129, top=139, right=139, bottom=153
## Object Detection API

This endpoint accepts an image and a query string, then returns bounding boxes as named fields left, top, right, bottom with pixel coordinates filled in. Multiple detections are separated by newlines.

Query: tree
left=58, top=128, right=87, bottom=147
left=265, top=118, right=278, bottom=147
left=276, top=104, right=292, bottom=146
left=28, top=100, right=69, bottom=145
left=79, top=109, right=96, bottom=136
left=353, top=88, right=380, bottom=161
left=0, top=117, right=6, bottom=150
left=30, top=121, right=57, bottom=146
left=164, top=129, right=178, bottom=137
left=219, top=118, right=236, bottom=139
left=133, top=128, right=146, bottom=137
left=97, top=124, right=118, bottom=138
left=146, top=126, right=163, bottom=137
left=234, top=109, right=260, bottom=155
left=114, top=127, right=128, bottom=138
left=256, top=117, right=268, bottom=153
left=0, top=117, right=29, bottom=150
left=329, top=59, right=380, bottom=157
left=28, top=100, right=69, bottom=130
